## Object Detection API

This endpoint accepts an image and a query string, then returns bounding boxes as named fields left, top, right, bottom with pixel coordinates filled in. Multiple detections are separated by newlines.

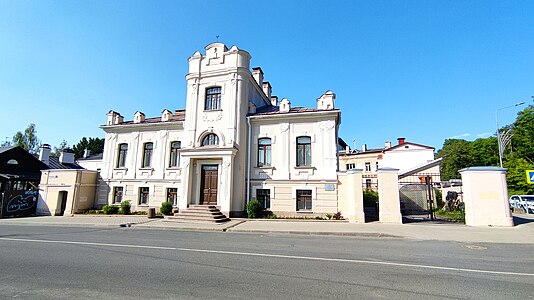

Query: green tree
left=72, top=137, right=105, bottom=159
left=470, top=137, right=499, bottom=167
left=505, top=156, right=534, bottom=195
left=12, top=123, right=40, bottom=154
left=51, top=139, right=69, bottom=157
left=437, top=139, right=472, bottom=181
left=510, top=105, right=534, bottom=164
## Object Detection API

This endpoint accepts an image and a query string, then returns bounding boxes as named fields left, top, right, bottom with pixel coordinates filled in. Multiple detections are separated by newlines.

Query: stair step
left=166, top=215, right=230, bottom=223
left=167, top=205, right=230, bottom=223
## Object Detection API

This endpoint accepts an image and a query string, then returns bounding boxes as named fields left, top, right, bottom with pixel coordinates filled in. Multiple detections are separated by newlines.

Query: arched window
left=257, top=138, right=271, bottom=167
left=202, top=133, right=219, bottom=146
left=116, top=143, right=128, bottom=168
left=169, top=141, right=181, bottom=167
left=142, top=142, right=153, bottom=168
left=296, top=136, right=311, bottom=166
left=205, top=87, right=221, bottom=110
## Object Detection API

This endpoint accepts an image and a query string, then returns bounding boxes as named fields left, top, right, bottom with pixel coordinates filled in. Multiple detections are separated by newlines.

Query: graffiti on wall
left=2, top=190, right=38, bottom=217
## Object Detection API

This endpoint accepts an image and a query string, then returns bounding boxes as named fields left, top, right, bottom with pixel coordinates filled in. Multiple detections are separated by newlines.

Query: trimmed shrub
left=247, top=200, right=263, bottom=219
left=102, top=205, right=119, bottom=215
left=160, top=201, right=173, bottom=216
left=119, top=201, right=131, bottom=215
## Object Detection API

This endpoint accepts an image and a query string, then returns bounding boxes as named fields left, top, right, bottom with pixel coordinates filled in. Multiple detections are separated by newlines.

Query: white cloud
left=476, top=132, right=493, bottom=138
left=449, top=133, right=471, bottom=139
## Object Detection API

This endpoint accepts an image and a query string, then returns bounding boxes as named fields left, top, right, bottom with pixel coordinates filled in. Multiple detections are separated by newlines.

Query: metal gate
left=398, top=173, right=441, bottom=220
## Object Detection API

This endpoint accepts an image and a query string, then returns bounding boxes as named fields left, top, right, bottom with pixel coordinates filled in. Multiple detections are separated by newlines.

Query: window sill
left=139, top=167, right=154, bottom=171
left=114, top=167, right=128, bottom=171
left=167, top=167, right=181, bottom=170
left=203, top=109, right=223, bottom=112
left=255, top=166, right=275, bottom=170
left=294, top=166, right=315, bottom=170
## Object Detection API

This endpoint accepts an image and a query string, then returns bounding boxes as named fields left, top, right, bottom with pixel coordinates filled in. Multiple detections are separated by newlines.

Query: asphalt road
left=0, top=225, right=532, bottom=299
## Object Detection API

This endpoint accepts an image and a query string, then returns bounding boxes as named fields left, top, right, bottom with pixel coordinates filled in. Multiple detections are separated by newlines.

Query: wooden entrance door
left=200, top=165, right=218, bottom=205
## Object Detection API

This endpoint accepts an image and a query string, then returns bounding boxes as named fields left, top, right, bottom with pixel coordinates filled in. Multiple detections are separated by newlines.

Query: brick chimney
left=397, top=137, right=406, bottom=145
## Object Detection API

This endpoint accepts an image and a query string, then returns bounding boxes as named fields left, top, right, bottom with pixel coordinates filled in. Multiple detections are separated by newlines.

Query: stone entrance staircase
left=166, top=205, right=230, bottom=223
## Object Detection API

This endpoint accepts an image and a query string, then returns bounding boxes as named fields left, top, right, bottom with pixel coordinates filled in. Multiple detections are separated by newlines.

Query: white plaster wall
left=250, top=115, right=339, bottom=181
left=381, top=145, right=434, bottom=173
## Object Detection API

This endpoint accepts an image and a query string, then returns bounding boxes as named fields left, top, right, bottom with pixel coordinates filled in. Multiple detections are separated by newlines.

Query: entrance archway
left=56, top=191, right=68, bottom=216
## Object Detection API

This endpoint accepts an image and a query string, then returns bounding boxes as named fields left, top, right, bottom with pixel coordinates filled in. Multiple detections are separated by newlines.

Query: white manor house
left=92, top=43, right=342, bottom=217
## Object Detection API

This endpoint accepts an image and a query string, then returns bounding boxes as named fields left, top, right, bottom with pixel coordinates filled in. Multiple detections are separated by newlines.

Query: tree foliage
left=51, top=139, right=69, bottom=157
left=72, top=137, right=105, bottom=159
left=12, top=123, right=40, bottom=154
left=437, top=105, right=534, bottom=194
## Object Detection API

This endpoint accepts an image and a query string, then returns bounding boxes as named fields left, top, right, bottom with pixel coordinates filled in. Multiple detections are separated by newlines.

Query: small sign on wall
left=324, top=184, right=336, bottom=191
left=526, top=170, right=534, bottom=184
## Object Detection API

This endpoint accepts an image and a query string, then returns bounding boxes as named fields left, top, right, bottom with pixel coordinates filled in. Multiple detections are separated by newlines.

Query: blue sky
left=1, top=0, right=533, bottom=151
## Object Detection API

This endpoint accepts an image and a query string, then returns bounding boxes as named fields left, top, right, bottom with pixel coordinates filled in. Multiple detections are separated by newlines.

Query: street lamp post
left=495, top=102, right=526, bottom=168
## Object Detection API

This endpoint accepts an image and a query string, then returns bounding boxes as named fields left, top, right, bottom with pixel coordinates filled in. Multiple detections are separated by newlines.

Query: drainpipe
left=70, top=170, right=81, bottom=215
left=246, top=116, right=251, bottom=208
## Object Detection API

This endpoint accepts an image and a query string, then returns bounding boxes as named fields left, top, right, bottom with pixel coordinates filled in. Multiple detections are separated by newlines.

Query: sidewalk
left=1, top=214, right=533, bottom=244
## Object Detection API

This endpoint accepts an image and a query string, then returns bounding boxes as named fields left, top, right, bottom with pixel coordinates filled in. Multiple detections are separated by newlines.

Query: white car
left=509, top=195, right=534, bottom=213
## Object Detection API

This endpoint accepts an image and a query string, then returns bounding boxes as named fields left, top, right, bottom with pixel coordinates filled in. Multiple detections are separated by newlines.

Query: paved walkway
left=1, top=214, right=533, bottom=244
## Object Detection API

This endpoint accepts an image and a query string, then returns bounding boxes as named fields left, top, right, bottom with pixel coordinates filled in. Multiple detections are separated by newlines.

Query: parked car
left=509, top=195, right=534, bottom=213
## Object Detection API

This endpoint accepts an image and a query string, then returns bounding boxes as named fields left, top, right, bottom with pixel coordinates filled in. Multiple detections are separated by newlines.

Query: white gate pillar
left=347, top=169, right=365, bottom=223
left=460, top=167, right=513, bottom=227
left=377, top=168, right=402, bottom=224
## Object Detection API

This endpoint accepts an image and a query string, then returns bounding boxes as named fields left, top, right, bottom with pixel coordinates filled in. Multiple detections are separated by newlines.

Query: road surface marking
left=1, top=237, right=532, bottom=277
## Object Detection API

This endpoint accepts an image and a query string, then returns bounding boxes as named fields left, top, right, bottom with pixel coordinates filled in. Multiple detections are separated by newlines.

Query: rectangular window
left=116, top=143, right=128, bottom=168
left=142, top=142, right=153, bottom=168
left=257, top=138, right=272, bottom=167
left=205, top=87, right=221, bottom=110
left=365, top=162, right=371, bottom=172
left=296, top=189, right=312, bottom=211
left=169, top=141, right=181, bottom=167
left=256, top=189, right=270, bottom=209
left=296, top=136, right=311, bottom=166
left=113, top=187, right=123, bottom=204
left=139, top=187, right=149, bottom=205
left=167, top=188, right=178, bottom=206
left=365, top=179, right=372, bottom=190
left=346, top=163, right=356, bottom=170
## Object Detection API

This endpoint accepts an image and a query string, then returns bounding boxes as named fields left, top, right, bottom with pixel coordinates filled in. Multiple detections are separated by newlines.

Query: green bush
left=160, top=201, right=173, bottom=216
left=247, top=200, right=263, bottom=218
left=102, top=205, right=119, bottom=215
left=325, top=213, right=333, bottom=220
left=363, top=190, right=379, bottom=207
left=119, top=201, right=131, bottom=215
left=435, top=189, right=444, bottom=208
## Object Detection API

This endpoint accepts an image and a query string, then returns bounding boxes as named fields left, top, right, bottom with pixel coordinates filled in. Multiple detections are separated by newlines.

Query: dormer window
left=205, top=87, right=221, bottom=110
left=202, top=134, right=219, bottom=146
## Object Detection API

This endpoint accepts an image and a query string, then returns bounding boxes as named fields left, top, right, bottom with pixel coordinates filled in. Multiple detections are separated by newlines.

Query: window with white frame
left=205, top=87, right=221, bottom=110
left=116, top=143, right=128, bottom=168
left=166, top=188, right=178, bottom=206
left=139, top=187, right=149, bottom=205
left=256, top=189, right=270, bottom=209
left=257, top=138, right=272, bottom=167
left=296, top=189, right=312, bottom=211
left=296, top=136, right=311, bottom=167
left=202, top=133, right=219, bottom=146
left=142, top=142, right=153, bottom=168
left=169, top=141, right=181, bottom=167
left=346, top=163, right=356, bottom=170
left=365, top=162, right=371, bottom=172
left=113, top=187, right=123, bottom=204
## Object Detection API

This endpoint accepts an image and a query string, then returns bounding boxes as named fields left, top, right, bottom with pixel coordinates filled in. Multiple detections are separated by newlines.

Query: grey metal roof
left=46, top=156, right=84, bottom=170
